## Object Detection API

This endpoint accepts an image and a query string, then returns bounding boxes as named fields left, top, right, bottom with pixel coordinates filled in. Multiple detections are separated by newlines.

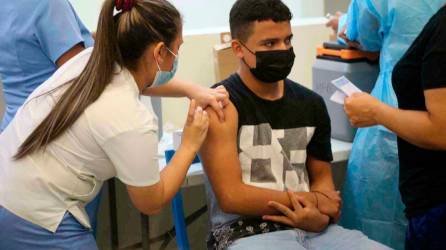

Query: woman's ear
left=152, top=42, right=166, bottom=65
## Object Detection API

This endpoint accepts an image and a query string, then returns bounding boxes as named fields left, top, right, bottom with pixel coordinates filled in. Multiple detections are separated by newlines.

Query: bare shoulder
left=204, top=101, right=239, bottom=134
left=200, top=101, right=239, bottom=165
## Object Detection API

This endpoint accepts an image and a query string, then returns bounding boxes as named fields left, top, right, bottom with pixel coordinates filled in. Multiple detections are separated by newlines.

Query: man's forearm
left=306, top=154, right=340, bottom=219
left=220, top=183, right=316, bottom=216
left=310, top=176, right=335, bottom=192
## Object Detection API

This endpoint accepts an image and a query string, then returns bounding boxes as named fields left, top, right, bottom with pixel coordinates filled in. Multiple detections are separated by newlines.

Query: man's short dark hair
left=230, top=0, right=293, bottom=42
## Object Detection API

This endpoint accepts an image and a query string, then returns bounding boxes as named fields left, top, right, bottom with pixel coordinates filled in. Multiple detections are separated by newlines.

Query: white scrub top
left=0, top=48, right=160, bottom=232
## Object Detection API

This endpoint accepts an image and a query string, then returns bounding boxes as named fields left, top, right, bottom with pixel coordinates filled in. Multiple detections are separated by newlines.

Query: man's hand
left=314, top=190, right=342, bottom=223
left=263, top=191, right=330, bottom=233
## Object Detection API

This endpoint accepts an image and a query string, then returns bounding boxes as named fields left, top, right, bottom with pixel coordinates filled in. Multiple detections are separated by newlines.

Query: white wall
left=69, top=0, right=102, bottom=31
left=69, top=0, right=325, bottom=31
left=171, top=0, right=324, bottom=31
left=325, top=0, right=350, bottom=14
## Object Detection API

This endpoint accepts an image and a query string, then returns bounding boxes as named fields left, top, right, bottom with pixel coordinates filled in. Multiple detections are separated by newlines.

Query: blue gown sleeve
left=34, top=0, right=93, bottom=64
left=340, top=0, right=383, bottom=52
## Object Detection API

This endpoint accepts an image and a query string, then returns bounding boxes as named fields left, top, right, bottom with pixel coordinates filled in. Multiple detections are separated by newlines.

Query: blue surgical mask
left=151, top=47, right=178, bottom=88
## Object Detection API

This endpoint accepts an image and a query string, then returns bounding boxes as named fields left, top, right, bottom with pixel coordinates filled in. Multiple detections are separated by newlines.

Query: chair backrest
left=164, top=149, right=193, bottom=250
left=151, top=97, right=163, bottom=139
left=141, top=96, right=163, bottom=140
left=165, top=150, right=201, bottom=166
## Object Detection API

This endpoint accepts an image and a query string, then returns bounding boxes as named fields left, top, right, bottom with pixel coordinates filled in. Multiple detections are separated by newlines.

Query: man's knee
left=309, top=225, right=392, bottom=250
left=227, top=230, right=307, bottom=250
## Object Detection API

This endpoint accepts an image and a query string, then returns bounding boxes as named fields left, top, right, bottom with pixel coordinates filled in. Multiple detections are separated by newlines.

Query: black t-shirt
left=392, top=6, right=446, bottom=218
left=213, top=74, right=332, bottom=193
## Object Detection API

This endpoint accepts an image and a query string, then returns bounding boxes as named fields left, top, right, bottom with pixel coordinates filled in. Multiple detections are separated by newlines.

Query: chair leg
left=108, top=179, right=119, bottom=250
left=172, top=192, right=190, bottom=250
left=141, top=214, right=151, bottom=250
left=165, top=150, right=191, bottom=250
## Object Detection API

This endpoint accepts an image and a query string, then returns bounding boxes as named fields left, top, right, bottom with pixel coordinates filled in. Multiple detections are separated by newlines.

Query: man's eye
left=264, top=41, right=274, bottom=47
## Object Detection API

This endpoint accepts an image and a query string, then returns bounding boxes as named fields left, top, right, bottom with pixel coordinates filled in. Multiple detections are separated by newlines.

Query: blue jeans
left=0, top=206, right=98, bottom=250
left=86, top=190, right=102, bottom=236
left=227, top=225, right=392, bottom=250
left=405, top=202, right=446, bottom=250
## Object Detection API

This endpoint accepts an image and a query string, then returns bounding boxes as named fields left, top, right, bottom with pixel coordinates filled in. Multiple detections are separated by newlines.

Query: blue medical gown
left=338, top=1, right=445, bottom=249
left=0, top=0, right=93, bottom=131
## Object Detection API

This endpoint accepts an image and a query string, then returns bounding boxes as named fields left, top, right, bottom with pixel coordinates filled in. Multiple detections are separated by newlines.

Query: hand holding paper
left=329, top=76, right=362, bottom=104
left=330, top=91, right=347, bottom=105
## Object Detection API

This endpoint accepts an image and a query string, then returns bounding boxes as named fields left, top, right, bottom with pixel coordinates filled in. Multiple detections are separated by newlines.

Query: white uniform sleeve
left=102, top=129, right=160, bottom=187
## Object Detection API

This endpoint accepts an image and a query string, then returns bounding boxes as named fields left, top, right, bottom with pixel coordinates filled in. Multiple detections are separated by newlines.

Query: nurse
left=0, top=0, right=228, bottom=235
left=327, top=1, right=445, bottom=249
left=0, top=0, right=217, bottom=249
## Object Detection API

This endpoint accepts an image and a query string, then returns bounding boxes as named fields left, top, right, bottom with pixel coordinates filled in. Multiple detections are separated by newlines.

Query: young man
left=200, top=0, right=391, bottom=249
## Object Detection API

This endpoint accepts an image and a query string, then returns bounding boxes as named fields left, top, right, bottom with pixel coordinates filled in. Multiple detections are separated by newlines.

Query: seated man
left=200, top=0, right=391, bottom=249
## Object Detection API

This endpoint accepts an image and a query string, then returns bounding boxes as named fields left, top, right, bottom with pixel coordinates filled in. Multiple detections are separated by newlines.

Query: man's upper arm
left=307, top=97, right=335, bottom=190
left=307, top=97, right=333, bottom=162
left=200, top=101, right=243, bottom=205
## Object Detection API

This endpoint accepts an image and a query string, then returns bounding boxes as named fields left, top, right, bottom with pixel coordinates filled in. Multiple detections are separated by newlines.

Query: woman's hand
left=180, top=100, right=209, bottom=154
left=187, top=85, right=229, bottom=122
left=263, top=191, right=330, bottom=233
left=326, top=11, right=344, bottom=33
left=142, top=79, right=229, bottom=122
left=338, top=26, right=362, bottom=49
left=344, top=92, right=383, bottom=128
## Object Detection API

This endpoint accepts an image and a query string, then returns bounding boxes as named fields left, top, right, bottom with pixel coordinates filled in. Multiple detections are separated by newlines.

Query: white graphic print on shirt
left=238, top=123, right=315, bottom=192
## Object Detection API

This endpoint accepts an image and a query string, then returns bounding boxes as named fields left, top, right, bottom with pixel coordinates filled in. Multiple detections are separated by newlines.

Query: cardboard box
left=213, top=32, right=239, bottom=82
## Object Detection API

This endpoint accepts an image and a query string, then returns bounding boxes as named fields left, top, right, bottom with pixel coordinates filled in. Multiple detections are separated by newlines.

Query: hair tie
left=116, top=0, right=134, bottom=12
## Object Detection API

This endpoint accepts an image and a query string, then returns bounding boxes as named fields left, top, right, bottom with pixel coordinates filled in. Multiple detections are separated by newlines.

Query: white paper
left=330, top=90, right=347, bottom=104
left=331, top=76, right=362, bottom=97
left=172, top=129, right=183, bottom=150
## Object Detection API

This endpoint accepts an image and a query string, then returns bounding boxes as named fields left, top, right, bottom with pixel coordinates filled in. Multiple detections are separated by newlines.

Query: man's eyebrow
left=259, top=38, right=280, bottom=43
left=259, top=34, right=293, bottom=43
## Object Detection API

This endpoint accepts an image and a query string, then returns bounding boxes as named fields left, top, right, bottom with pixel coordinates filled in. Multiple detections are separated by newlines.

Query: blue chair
left=165, top=150, right=201, bottom=250
left=165, top=150, right=188, bottom=250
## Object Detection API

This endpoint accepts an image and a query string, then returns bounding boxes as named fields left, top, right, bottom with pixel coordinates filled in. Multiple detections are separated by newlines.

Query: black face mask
left=241, top=43, right=296, bottom=83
